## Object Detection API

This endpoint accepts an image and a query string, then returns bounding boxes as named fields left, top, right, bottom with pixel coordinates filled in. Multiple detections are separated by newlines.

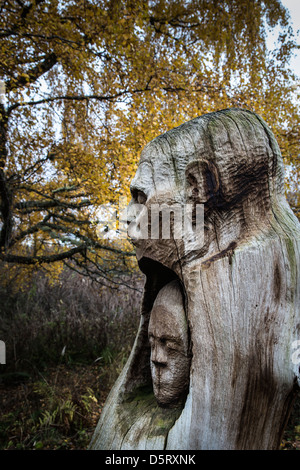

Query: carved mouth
left=138, top=257, right=184, bottom=315
left=121, top=257, right=183, bottom=394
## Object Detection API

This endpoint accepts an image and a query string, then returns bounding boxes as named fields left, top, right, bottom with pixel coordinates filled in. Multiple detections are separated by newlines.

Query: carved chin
left=151, top=363, right=190, bottom=407
left=152, top=378, right=189, bottom=407
left=153, top=379, right=176, bottom=406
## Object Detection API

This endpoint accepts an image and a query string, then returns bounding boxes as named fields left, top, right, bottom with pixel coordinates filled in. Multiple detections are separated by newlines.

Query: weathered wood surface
left=90, top=108, right=300, bottom=450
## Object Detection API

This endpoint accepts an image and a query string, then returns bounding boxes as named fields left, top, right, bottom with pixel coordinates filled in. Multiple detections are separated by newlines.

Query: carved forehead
left=132, top=125, right=204, bottom=195
left=148, top=305, right=187, bottom=340
left=139, top=122, right=207, bottom=176
left=148, top=280, right=187, bottom=337
left=134, top=109, right=284, bottom=195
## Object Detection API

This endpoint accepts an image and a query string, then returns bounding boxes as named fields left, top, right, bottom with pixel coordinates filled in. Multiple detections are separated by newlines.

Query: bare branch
left=0, top=244, right=86, bottom=264
left=14, top=198, right=90, bottom=213
left=7, top=90, right=135, bottom=113
left=7, top=85, right=190, bottom=114
left=9, top=213, right=52, bottom=247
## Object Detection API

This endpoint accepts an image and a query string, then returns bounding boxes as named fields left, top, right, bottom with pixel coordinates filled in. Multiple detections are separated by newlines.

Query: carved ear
left=185, top=160, right=219, bottom=203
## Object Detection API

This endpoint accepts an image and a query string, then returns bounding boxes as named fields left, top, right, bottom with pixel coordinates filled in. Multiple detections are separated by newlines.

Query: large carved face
left=127, top=108, right=286, bottom=408
left=126, top=109, right=284, bottom=273
left=126, top=143, right=213, bottom=273
left=148, top=281, right=191, bottom=406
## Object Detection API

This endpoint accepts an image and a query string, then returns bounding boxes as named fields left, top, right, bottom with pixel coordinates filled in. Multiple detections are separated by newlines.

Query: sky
left=279, top=0, right=300, bottom=77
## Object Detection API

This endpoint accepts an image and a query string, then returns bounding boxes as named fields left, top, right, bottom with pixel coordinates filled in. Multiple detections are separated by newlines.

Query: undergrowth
left=0, top=267, right=142, bottom=450
left=0, top=266, right=299, bottom=450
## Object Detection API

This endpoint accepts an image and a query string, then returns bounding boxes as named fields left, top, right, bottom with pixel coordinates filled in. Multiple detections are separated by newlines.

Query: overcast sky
left=280, top=0, right=300, bottom=77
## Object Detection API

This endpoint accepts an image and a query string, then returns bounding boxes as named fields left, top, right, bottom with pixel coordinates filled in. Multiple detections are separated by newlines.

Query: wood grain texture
left=90, top=108, right=300, bottom=450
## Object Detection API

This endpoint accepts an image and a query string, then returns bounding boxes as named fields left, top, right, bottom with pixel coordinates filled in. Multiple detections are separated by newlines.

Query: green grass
left=0, top=360, right=124, bottom=450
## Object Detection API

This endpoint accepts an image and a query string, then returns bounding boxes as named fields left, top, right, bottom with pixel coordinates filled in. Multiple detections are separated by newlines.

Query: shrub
left=0, top=266, right=143, bottom=373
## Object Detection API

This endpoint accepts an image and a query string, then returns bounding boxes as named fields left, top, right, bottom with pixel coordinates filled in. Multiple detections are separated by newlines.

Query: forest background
left=0, top=0, right=300, bottom=450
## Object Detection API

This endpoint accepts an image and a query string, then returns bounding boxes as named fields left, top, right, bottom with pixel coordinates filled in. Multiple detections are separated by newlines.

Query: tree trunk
left=90, top=108, right=300, bottom=450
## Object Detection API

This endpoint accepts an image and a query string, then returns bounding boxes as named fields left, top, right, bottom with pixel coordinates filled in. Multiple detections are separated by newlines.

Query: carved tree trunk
left=90, top=108, right=300, bottom=450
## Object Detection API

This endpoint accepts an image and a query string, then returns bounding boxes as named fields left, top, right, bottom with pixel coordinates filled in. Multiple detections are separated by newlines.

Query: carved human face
left=148, top=295, right=190, bottom=407
left=126, top=138, right=218, bottom=270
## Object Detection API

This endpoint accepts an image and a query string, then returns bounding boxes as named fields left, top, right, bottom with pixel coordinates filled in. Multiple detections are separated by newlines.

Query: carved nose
left=126, top=199, right=136, bottom=226
left=151, top=344, right=168, bottom=366
left=126, top=199, right=139, bottom=242
left=126, top=200, right=148, bottom=241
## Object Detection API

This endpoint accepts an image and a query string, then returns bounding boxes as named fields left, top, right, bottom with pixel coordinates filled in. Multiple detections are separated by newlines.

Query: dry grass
left=0, top=268, right=143, bottom=369
left=0, top=266, right=299, bottom=450
left=0, top=266, right=143, bottom=449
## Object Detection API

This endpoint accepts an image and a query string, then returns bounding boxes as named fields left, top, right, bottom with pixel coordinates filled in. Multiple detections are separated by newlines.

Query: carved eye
left=165, top=339, right=181, bottom=351
left=137, top=191, right=147, bottom=205
left=148, top=335, right=154, bottom=346
left=160, top=337, right=178, bottom=350
left=131, top=188, right=147, bottom=205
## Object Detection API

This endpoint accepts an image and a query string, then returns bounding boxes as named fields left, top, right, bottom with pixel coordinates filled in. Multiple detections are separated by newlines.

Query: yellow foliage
left=0, top=0, right=299, bottom=286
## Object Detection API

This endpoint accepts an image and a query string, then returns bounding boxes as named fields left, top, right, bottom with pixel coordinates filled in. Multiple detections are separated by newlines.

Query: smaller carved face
left=148, top=284, right=191, bottom=407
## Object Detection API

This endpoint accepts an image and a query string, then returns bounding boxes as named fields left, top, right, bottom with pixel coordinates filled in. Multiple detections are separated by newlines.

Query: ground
left=0, top=364, right=106, bottom=450
left=0, top=363, right=299, bottom=450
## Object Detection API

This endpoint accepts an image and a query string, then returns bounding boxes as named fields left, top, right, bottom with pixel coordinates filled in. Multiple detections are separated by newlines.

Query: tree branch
left=68, top=254, right=142, bottom=291
left=9, top=213, right=52, bottom=247
left=0, top=103, right=12, bottom=249
left=15, top=196, right=91, bottom=213
left=7, top=90, right=135, bottom=113
left=7, top=84, right=190, bottom=114
left=6, top=52, right=57, bottom=92
left=0, top=244, right=86, bottom=264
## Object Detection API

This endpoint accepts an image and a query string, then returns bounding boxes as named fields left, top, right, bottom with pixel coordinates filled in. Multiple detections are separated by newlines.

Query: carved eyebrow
left=130, top=186, right=142, bottom=197
left=148, top=332, right=180, bottom=343
left=162, top=336, right=180, bottom=344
